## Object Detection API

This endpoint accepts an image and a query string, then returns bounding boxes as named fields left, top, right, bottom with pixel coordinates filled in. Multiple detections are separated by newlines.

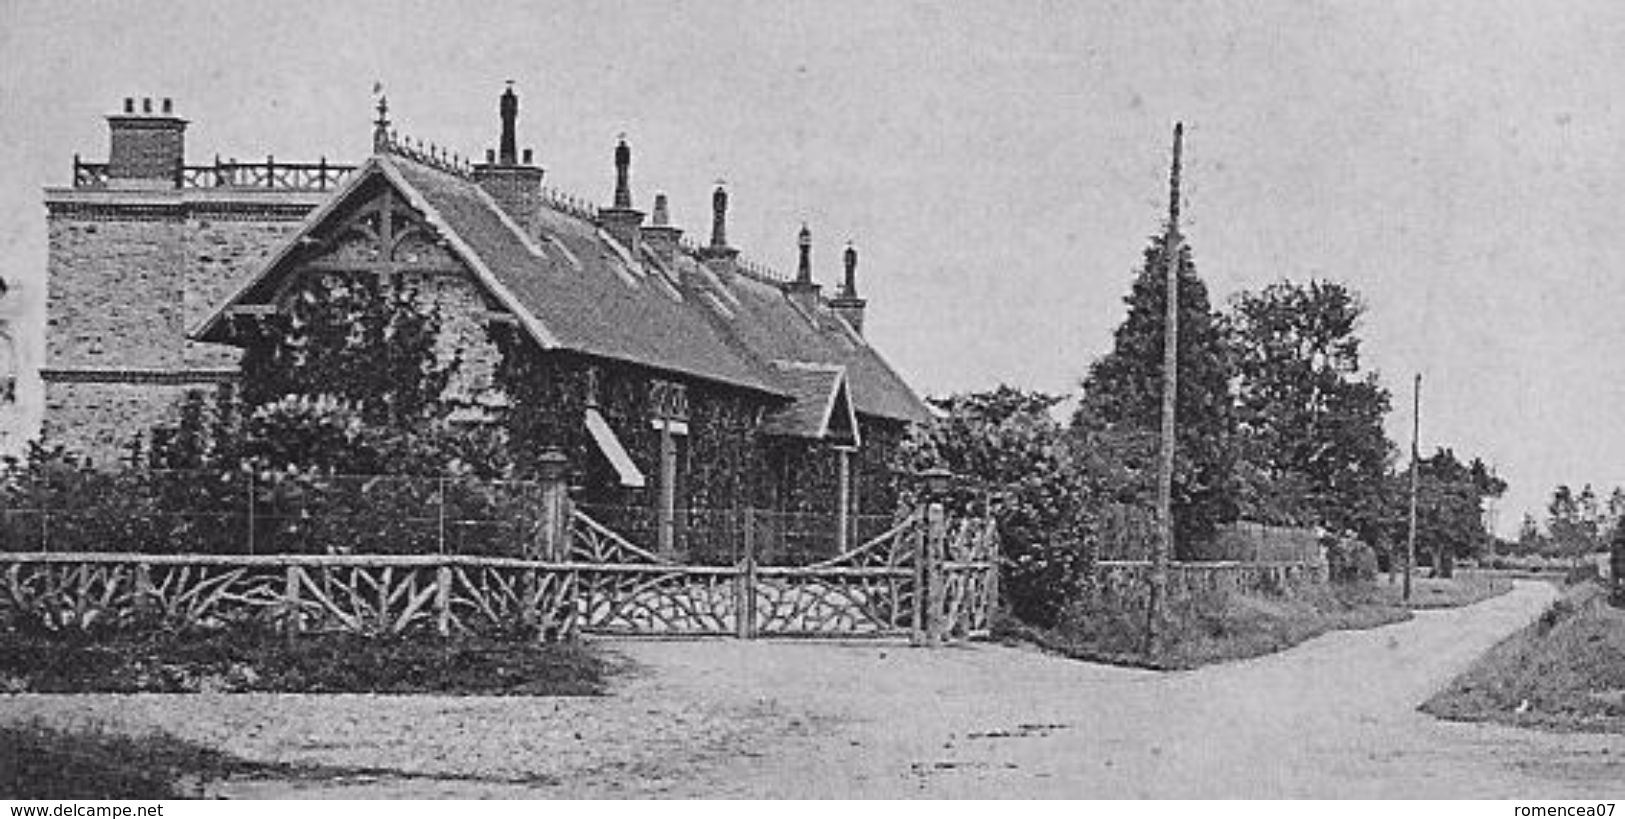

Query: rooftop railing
left=72, top=155, right=357, bottom=191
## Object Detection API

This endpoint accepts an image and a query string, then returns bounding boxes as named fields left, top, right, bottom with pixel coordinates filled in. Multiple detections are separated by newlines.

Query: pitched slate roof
left=193, top=152, right=932, bottom=427
left=759, top=361, right=860, bottom=444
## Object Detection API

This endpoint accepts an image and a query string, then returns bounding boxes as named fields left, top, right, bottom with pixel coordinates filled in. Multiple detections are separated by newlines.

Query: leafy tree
left=902, top=387, right=1086, bottom=627
left=1608, top=487, right=1625, bottom=545
left=1228, top=280, right=1393, bottom=543
left=1514, top=512, right=1546, bottom=557
left=1611, top=515, right=1625, bottom=607
left=1072, top=234, right=1237, bottom=551
left=1547, top=483, right=1606, bottom=562
left=1401, top=449, right=1505, bottom=577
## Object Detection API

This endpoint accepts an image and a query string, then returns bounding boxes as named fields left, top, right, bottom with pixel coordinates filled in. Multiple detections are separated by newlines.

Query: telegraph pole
left=1405, top=373, right=1421, bottom=602
left=1147, top=122, right=1183, bottom=655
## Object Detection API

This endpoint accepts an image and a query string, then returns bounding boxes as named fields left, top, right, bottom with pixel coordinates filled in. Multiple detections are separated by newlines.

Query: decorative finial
left=372, top=91, right=391, bottom=154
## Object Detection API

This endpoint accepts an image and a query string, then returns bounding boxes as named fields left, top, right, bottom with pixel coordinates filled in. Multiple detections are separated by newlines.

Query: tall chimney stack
left=498, top=81, right=519, bottom=165
left=105, top=96, right=187, bottom=189
left=829, top=241, right=868, bottom=336
left=641, top=191, right=683, bottom=265
left=473, top=82, right=545, bottom=234
left=598, top=136, right=645, bottom=253
left=783, top=223, right=822, bottom=316
left=697, top=184, right=738, bottom=265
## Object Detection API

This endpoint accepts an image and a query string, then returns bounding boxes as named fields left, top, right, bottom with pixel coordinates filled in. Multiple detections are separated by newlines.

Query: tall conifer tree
left=1073, top=236, right=1237, bottom=550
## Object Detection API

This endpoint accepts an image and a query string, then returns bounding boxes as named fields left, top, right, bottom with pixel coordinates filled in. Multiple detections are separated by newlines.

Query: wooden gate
left=0, top=505, right=998, bottom=643
left=568, top=503, right=999, bottom=642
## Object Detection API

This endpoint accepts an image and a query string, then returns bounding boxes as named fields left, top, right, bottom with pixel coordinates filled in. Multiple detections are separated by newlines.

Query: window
left=650, top=379, right=690, bottom=554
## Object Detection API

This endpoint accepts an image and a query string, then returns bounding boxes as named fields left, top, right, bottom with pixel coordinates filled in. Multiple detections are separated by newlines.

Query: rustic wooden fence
left=0, top=503, right=998, bottom=644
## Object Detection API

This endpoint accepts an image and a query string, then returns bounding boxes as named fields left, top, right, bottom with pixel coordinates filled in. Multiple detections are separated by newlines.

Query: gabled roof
left=192, top=152, right=932, bottom=426
left=760, top=361, right=861, bottom=445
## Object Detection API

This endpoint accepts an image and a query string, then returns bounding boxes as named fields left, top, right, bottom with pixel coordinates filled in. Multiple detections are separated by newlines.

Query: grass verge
left=0, top=719, right=287, bottom=799
left=1000, top=580, right=1413, bottom=670
left=1372, top=571, right=1514, bottom=610
left=0, top=627, right=610, bottom=696
left=1420, top=581, right=1625, bottom=734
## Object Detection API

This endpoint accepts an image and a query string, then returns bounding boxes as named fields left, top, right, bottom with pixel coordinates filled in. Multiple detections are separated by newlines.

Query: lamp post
left=920, top=467, right=955, bottom=503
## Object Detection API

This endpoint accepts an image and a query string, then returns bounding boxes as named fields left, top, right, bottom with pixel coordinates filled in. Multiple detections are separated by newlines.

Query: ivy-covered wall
left=491, top=327, right=910, bottom=531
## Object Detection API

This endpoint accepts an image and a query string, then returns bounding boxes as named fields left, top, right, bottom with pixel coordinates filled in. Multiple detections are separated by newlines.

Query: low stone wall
left=1085, top=559, right=1327, bottom=610
left=1192, top=522, right=1324, bottom=564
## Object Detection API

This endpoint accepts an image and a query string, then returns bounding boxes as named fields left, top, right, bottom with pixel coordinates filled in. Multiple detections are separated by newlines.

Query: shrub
left=0, top=626, right=609, bottom=696
left=897, top=388, right=1088, bottom=628
left=1325, top=537, right=1378, bottom=584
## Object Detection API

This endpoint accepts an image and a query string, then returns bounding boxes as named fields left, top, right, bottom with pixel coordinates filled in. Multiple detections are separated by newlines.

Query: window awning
left=586, top=407, right=646, bottom=488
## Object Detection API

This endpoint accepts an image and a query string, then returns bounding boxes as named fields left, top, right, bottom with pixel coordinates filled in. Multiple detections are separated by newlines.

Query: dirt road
left=5, top=580, right=1620, bottom=797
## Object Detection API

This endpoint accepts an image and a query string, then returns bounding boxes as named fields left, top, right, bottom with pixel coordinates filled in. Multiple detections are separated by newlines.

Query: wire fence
left=0, top=469, right=547, bottom=557
left=0, top=468, right=901, bottom=564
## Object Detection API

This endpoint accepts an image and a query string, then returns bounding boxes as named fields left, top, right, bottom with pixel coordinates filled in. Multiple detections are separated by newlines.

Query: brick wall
left=42, top=381, right=192, bottom=465
left=44, top=200, right=315, bottom=463
left=107, top=116, right=185, bottom=182
left=183, top=216, right=303, bottom=368
left=47, top=215, right=186, bottom=369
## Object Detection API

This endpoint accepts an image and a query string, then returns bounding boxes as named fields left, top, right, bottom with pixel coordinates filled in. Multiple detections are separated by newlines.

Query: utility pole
left=1405, top=372, right=1421, bottom=602
left=1147, top=122, right=1183, bottom=655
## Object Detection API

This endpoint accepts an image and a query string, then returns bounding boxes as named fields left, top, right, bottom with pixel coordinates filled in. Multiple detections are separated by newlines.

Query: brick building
left=43, top=96, right=349, bottom=459
left=46, top=87, right=931, bottom=560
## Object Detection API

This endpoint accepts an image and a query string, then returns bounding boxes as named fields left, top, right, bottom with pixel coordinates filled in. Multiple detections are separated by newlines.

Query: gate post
left=910, top=509, right=926, bottom=645
left=736, top=509, right=757, bottom=639
left=985, top=522, right=1001, bottom=629
left=133, top=562, right=157, bottom=621
left=536, top=449, right=570, bottom=561
left=925, top=502, right=948, bottom=645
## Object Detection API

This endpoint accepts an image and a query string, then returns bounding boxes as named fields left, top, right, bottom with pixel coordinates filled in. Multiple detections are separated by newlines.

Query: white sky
left=2, top=0, right=1622, bottom=534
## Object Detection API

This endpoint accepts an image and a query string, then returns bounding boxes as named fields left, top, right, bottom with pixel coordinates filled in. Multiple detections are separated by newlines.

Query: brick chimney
left=783, top=223, right=821, bottom=316
left=106, top=97, right=186, bottom=189
left=598, top=137, right=644, bottom=254
left=641, top=192, right=682, bottom=265
left=473, top=82, right=544, bottom=233
left=830, top=242, right=868, bottom=336
left=696, top=184, right=738, bottom=266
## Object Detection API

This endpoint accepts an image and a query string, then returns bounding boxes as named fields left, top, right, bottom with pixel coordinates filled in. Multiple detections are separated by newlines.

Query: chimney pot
left=710, top=185, right=729, bottom=248
left=785, top=223, right=822, bottom=316
left=498, top=83, right=518, bottom=165
left=652, top=193, right=670, bottom=227
left=842, top=243, right=858, bottom=296
left=831, top=241, right=867, bottom=335
left=613, top=137, right=632, bottom=210
left=797, top=224, right=813, bottom=283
